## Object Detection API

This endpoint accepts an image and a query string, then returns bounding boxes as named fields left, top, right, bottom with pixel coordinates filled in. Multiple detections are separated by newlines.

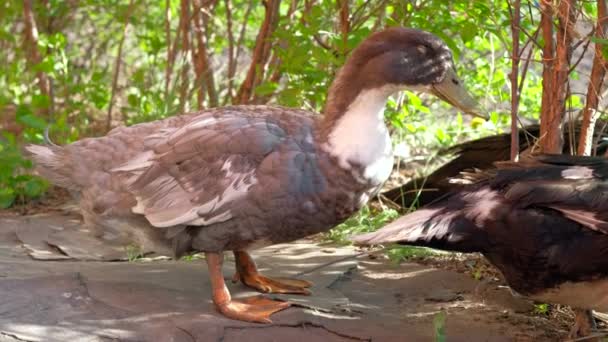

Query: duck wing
left=493, top=155, right=608, bottom=234
left=113, top=109, right=316, bottom=228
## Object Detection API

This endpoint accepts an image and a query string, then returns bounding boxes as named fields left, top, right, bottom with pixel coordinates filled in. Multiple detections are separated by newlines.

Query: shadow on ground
left=0, top=212, right=565, bottom=341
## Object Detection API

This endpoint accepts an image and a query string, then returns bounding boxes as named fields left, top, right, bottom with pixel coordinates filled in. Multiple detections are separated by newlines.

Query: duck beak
left=431, top=68, right=487, bottom=120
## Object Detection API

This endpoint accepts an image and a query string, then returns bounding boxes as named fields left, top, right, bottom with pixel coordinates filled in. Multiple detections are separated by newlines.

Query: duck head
left=323, top=27, right=483, bottom=121
left=321, top=27, right=483, bottom=185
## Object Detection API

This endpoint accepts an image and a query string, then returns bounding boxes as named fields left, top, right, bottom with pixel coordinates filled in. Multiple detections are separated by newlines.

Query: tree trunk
left=577, top=0, right=608, bottom=156
left=539, top=0, right=576, bottom=154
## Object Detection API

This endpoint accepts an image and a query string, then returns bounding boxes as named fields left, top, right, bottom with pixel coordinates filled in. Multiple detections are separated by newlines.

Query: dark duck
left=26, top=27, right=481, bottom=323
left=354, top=154, right=608, bottom=337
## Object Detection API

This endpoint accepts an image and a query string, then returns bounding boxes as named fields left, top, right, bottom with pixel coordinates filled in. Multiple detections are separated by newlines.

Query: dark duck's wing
left=383, top=121, right=608, bottom=208
left=493, top=154, right=608, bottom=234
left=353, top=154, right=608, bottom=324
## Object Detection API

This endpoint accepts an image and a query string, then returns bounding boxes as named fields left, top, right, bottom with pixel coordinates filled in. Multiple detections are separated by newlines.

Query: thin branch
left=517, top=26, right=540, bottom=59
left=168, top=0, right=185, bottom=106
left=201, top=0, right=219, bottom=107
left=509, top=0, right=521, bottom=161
left=338, top=0, right=350, bottom=54
left=569, top=34, right=593, bottom=73
left=234, top=1, right=254, bottom=67
left=191, top=0, right=206, bottom=109
left=177, top=0, right=191, bottom=113
left=23, top=0, right=51, bottom=117
left=517, top=35, right=535, bottom=110
left=164, top=0, right=172, bottom=101
left=259, top=0, right=301, bottom=103
left=349, top=0, right=372, bottom=27
left=224, top=0, right=236, bottom=102
left=350, top=0, right=389, bottom=32
left=106, top=0, right=136, bottom=131
left=235, top=0, right=281, bottom=104
left=192, top=0, right=218, bottom=108
left=578, top=0, right=608, bottom=156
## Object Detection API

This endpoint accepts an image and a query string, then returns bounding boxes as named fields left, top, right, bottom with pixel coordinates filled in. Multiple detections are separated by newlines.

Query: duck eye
left=451, top=78, right=459, bottom=85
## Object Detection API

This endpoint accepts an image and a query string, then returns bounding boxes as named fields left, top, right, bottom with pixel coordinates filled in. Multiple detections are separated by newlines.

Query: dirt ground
left=0, top=193, right=577, bottom=341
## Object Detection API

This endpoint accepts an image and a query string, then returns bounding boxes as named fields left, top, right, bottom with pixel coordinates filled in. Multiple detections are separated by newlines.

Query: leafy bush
left=0, top=0, right=585, bottom=209
left=0, top=132, right=48, bottom=208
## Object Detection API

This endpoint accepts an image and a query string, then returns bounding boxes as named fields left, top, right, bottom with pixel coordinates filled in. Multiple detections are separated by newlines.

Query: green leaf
left=17, top=114, right=47, bottom=130
left=405, top=123, right=417, bottom=133
left=34, top=55, right=56, bottom=74
left=461, top=21, right=478, bottom=43
left=435, top=128, right=447, bottom=143
left=24, top=178, right=46, bottom=198
left=254, top=82, right=279, bottom=96
left=0, top=188, right=16, bottom=209
left=32, top=94, right=51, bottom=109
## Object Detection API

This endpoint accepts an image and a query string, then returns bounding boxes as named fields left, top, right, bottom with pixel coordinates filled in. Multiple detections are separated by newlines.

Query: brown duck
left=26, top=27, right=481, bottom=323
left=354, top=154, right=608, bottom=337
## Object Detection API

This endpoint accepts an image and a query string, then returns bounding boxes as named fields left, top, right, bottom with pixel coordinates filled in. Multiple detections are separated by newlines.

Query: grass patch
left=533, top=303, right=549, bottom=315
left=180, top=253, right=205, bottom=262
left=434, top=310, right=447, bottom=342
left=325, top=204, right=443, bottom=263
left=125, top=244, right=144, bottom=262
left=386, top=245, right=440, bottom=263
left=324, top=205, right=400, bottom=245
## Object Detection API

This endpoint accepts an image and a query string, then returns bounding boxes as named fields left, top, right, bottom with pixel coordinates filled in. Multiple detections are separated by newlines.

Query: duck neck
left=320, top=85, right=396, bottom=183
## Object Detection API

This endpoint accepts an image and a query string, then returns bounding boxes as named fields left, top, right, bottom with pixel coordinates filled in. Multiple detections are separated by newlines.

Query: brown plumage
left=354, top=154, right=608, bottom=337
left=26, top=27, right=482, bottom=323
left=383, top=122, right=608, bottom=208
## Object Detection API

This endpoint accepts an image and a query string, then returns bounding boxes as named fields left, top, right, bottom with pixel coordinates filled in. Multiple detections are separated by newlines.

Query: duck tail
left=351, top=202, right=487, bottom=254
left=24, top=144, right=77, bottom=189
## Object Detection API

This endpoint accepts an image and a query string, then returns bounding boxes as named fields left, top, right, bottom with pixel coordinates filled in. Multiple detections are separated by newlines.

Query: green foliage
left=533, top=303, right=549, bottom=315
left=386, top=245, right=439, bottom=263
left=0, top=133, right=48, bottom=209
left=180, top=253, right=204, bottom=262
left=0, top=0, right=560, bottom=208
left=125, top=244, right=144, bottom=262
left=324, top=206, right=400, bottom=245
left=433, top=310, right=447, bottom=342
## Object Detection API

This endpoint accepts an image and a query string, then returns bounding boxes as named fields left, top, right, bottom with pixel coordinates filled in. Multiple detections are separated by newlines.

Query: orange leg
left=233, top=251, right=313, bottom=295
left=205, top=252, right=290, bottom=323
left=569, top=309, right=597, bottom=340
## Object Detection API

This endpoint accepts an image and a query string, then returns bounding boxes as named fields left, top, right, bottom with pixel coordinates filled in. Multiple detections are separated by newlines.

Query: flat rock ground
left=0, top=204, right=571, bottom=342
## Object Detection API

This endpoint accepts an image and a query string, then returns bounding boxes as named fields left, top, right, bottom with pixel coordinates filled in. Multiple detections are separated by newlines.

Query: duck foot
left=206, top=252, right=290, bottom=323
left=217, top=295, right=291, bottom=324
left=569, top=309, right=597, bottom=341
left=234, top=250, right=313, bottom=295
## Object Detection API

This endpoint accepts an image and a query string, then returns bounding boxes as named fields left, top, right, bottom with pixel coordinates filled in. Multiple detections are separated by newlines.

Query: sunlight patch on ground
left=362, top=267, right=436, bottom=280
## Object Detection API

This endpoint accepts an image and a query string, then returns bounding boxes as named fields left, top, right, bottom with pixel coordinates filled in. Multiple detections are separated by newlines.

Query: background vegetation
left=0, top=0, right=605, bottom=211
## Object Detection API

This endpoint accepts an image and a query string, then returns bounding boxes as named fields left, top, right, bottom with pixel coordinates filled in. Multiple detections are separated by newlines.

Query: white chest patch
left=324, top=88, right=395, bottom=185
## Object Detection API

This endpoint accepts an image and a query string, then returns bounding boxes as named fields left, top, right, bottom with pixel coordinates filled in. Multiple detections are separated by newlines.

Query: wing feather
left=495, top=155, right=608, bottom=235
left=113, top=111, right=286, bottom=228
